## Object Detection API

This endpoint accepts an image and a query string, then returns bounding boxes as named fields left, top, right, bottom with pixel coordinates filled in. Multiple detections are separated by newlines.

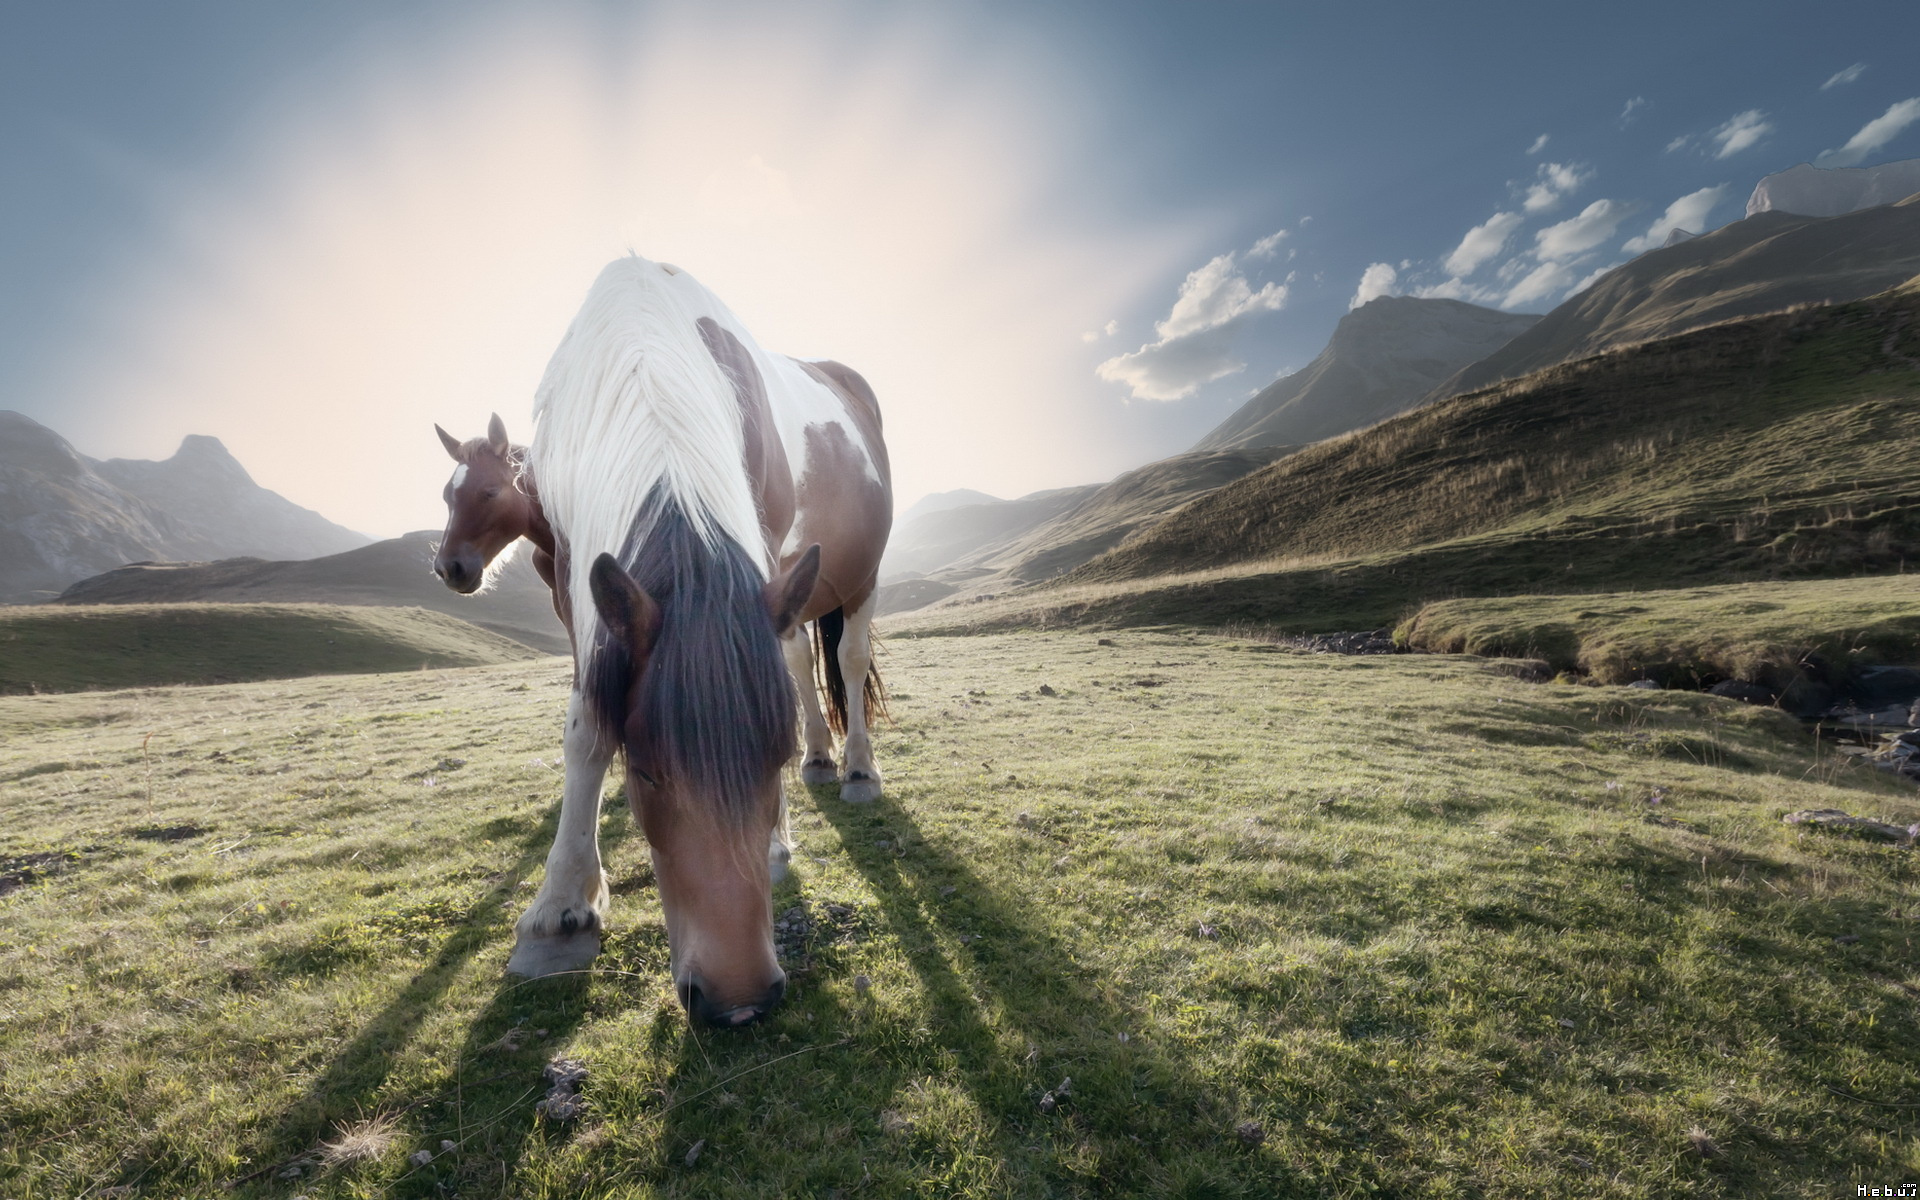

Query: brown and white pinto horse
left=432, top=257, right=889, bottom=1026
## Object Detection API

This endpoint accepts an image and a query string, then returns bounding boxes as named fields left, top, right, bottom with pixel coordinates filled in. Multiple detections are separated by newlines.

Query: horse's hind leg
left=783, top=626, right=837, bottom=784
left=837, top=596, right=883, bottom=804
left=507, top=690, right=613, bottom=978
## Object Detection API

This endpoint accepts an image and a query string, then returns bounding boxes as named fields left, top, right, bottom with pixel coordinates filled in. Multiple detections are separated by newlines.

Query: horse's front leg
left=837, top=597, right=884, bottom=804
left=508, top=690, right=613, bottom=977
left=784, top=626, right=837, bottom=784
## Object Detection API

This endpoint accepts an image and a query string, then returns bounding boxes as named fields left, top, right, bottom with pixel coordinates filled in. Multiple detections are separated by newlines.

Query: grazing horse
left=432, top=257, right=890, bottom=1024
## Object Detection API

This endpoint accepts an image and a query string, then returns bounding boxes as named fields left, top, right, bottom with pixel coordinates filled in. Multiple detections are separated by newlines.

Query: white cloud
left=1153, top=253, right=1287, bottom=339
left=1521, top=161, right=1592, bottom=213
left=1665, top=134, right=1692, bottom=154
left=1247, top=229, right=1289, bottom=259
left=1816, top=97, right=1920, bottom=167
left=1104, top=318, right=1118, bottom=336
left=1534, top=199, right=1634, bottom=261
left=1080, top=318, right=1121, bottom=343
left=1350, top=262, right=1398, bottom=309
left=1095, top=322, right=1247, bottom=402
left=1620, top=97, right=1648, bottom=126
left=1708, top=110, right=1772, bottom=159
left=1822, top=63, right=1867, bottom=91
left=1504, top=260, right=1577, bottom=309
left=1412, top=276, right=1501, bottom=304
left=1526, top=133, right=1550, bottom=155
left=1620, top=185, right=1726, bottom=254
left=1570, top=262, right=1623, bottom=294
left=1443, top=211, right=1524, bottom=277
left=1095, top=253, right=1287, bottom=400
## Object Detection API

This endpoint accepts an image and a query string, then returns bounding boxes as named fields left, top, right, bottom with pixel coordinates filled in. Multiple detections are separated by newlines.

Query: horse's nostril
left=683, top=977, right=784, bottom=1028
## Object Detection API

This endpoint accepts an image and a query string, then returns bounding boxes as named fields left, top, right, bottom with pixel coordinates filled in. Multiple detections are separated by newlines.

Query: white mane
left=530, top=257, right=764, bottom=658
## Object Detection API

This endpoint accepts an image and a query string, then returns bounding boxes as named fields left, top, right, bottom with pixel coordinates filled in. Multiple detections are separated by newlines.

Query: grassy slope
left=1397, top=575, right=1920, bottom=685
left=902, top=285, right=1920, bottom=636
left=4, top=636, right=1919, bottom=1198
left=0, top=603, right=541, bottom=693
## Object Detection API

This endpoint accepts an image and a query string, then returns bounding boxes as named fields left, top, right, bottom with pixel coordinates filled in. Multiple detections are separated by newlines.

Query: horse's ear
left=435, top=424, right=465, bottom=462
left=486, top=413, right=511, bottom=457
left=763, top=544, right=821, bottom=637
left=589, top=553, right=660, bottom=656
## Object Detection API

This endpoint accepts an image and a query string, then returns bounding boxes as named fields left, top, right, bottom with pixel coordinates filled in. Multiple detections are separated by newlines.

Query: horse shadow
left=632, top=783, right=1310, bottom=1199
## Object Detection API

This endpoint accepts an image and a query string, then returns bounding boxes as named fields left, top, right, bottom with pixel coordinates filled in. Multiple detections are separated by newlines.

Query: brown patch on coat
left=698, top=318, right=796, bottom=550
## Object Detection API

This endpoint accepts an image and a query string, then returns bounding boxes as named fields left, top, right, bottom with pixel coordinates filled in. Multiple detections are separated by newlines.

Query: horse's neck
left=517, top=451, right=558, bottom=558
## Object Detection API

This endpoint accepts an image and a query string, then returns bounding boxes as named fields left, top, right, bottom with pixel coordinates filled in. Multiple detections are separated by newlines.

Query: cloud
left=1095, top=321, right=1248, bottom=401
left=1504, top=260, right=1577, bottom=309
left=1620, top=185, right=1726, bottom=253
left=1822, top=63, right=1867, bottom=91
left=1815, top=97, right=1920, bottom=167
left=1443, top=211, right=1524, bottom=277
left=1526, top=133, right=1550, bottom=155
left=1411, top=276, right=1501, bottom=304
left=1665, top=134, right=1692, bottom=154
left=1619, top=97, right=1648, bottom=126
left=1522, top=161, right=1592, bottom=213
left=1247, top=229, right=1288, bottom=259
left=1080, top=318, right=1120, bottom=343
left=1570, top=262, right=1623, bottom=295
left=1350, top=262, right=1398, bottom=309
left=1534, top=199, right=1634, bottom=261
left=1708, top=110, right=1772, bottom=158
left=1096, top=253, right=1287, bottom=400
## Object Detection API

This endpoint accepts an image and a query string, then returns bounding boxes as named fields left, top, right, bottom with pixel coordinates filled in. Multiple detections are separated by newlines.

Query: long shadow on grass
left=637, top=785, right=1322, bottom=1199
left=210, top=794, right=640, bottom=1197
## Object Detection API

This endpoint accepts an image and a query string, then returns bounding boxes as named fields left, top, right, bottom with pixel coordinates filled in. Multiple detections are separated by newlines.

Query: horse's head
left=587, top=542, right=820, bottom=1027
left=433, top=414, right=533, bottom=593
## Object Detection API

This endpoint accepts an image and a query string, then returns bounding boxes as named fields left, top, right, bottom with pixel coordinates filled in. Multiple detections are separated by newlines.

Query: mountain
left=881, top=486, right=1097, bottom=580
left=1433, top=194, right=1920, bottom=399
left=1747, top=158, right=1920, bottom=218
left=55, top=532, right=569, bottom=654
left=895, top=488, right=1005, bottom=526
left=876, top=447, right=1292, bottom=614
left=1194, top=296, right=1541, bottom=452
left=899, top=277, right=1920, bottom=635
left=0, top=411, right=371, bottom=602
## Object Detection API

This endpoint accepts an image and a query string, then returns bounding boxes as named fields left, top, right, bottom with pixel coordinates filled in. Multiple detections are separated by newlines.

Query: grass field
left=1397, top=575, right=1920, bottom=686
left=3, top=633, right=1920, bottom=1197
left=0, top=604, right=540, bottom=694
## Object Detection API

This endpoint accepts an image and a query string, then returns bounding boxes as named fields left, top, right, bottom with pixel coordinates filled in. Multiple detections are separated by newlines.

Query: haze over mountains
left=0, top=412, right=368, bottom=602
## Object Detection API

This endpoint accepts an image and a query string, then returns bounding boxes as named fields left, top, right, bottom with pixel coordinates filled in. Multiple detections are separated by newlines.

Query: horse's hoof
left=505, top=932, right=601, bottom=979
left=801, top=758, right=838, bottom=785
left=768, top=840, right=792, bottom=883
left=839, top=776, right=883, bottom=804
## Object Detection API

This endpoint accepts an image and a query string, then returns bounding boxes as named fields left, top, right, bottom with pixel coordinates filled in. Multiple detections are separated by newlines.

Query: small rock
left=1097, top=638, right=1115, bottom=647
left=278, top=1165, right=303, bottom=1180
left=1038, top=1093, right=1057, bottom=1113
left=940, top=886, right=957, bottom=896
left=1707, top=679, right=1777, bottom=705
left=853, top=974, right=871, bottom=995
left=440, top=1140, right=456, bottom=1153
left=684, top=1139, right=706, bottom=1167
left=1684, top=1127, right=1722, bottom=1160
left=1556, top=1018, right=1575, bottom=1029
left=1116, top=1031, right=1130, bottom=1043
left=1037, top=684, right=1057, bottom=696
left=408, top=1150, right=433, bottom=1168
left=1055, top=1076, right=1072, bottom=1097
left=1235, top=1119, right=1266, bottom=1147
left=1626, top=679, right=1659, bottom=690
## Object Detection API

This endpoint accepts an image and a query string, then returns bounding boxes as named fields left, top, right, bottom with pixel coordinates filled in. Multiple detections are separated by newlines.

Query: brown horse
left=432, top=257, right=890, bottom=1025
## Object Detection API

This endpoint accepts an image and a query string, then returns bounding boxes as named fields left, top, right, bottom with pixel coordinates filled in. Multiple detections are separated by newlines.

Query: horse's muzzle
left=434, top=554, right=483, bottom=594
left=681, top=975, right=785, bottom=1028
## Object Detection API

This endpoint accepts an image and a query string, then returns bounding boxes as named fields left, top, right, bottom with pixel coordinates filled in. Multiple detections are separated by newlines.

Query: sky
left=3, top=1, right=1919, bottom=536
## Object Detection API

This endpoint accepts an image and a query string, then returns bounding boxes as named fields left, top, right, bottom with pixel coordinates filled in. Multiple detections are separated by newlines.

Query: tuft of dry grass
left=317, top=1112, right=401, bottom=1168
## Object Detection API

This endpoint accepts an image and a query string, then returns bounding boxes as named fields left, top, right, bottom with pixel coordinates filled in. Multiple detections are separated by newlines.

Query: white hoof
left=506, top=931, right=601, bottom=979
left=768, top=839, right=792, bottom=883
left=840, top=774, right=883, bottom=804
left=801, top=757, right=839, bottom=785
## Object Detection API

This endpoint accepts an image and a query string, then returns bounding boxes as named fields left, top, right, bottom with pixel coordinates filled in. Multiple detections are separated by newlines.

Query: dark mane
left=586, top=491, right=795, bottom=823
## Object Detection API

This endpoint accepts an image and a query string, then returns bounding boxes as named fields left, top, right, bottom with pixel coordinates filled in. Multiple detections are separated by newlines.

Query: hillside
left=57, top=532, right=569, bottom=654
left=898, top=280, right=1920, bottom=635
left=0, top=412, right=369, bottom=602
left=881, top=485, right=1095, bottom=580
left=1434, top=194, right=1920, bottom=399
left=0, top=603, right=540, bottom=693
left=1195, top=295, right=1540, bottom=451
left=877, top=447, right=1291, bottom=613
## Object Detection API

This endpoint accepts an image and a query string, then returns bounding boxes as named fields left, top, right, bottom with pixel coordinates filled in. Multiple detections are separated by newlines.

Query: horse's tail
left=811, top=607, right=889, bottom=738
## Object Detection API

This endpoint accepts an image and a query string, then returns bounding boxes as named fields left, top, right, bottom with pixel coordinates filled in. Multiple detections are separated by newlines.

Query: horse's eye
left=483, top=486, right=502, bottom=500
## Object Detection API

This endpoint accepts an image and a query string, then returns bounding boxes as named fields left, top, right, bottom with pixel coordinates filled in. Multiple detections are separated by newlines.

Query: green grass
left=0, top=603, right=540, bottom=694
left=1396, top=575, right=1920, bottom=685
left=3, top=633, right=1920, bottom=1197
